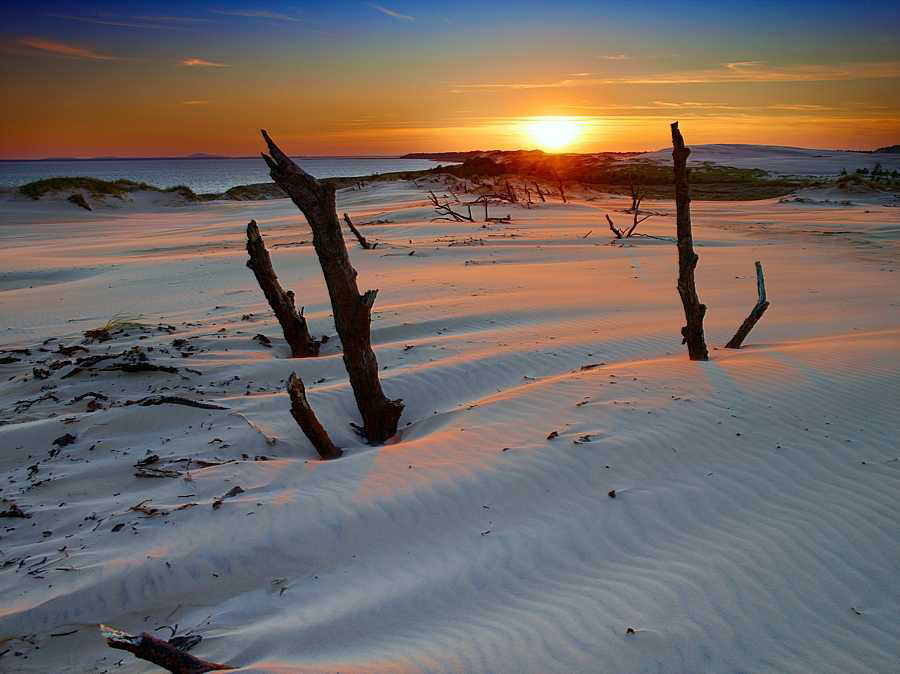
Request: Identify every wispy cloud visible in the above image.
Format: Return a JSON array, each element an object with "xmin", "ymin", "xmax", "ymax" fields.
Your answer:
[
  {"xmin": 600, "ymin": 54, "xmax": 629, "ymax": 60},
  {"xmin": 367, "ymin": 3, "xmax": 415, "ymax": 21},
  {"xmin": 458, "ymin": 60, "xmax": 900, "ymax": 90},
  {"xmin": 135, "ymin": 15, "xmax": 211, "ymax": 24},
  {"xmin": 181, "ymin": 58, "xmax": 228, "ymax": 67},
  {"xmin": 19, "ymin": 37, "xmax": 122, "ymax": 61},
  {"xmin": 211, "ymin": 9, "xmax": 300, "ymax": 22},
  {"xmin": 45, "ymin": 13, "xmax": 176, "ymax": 30},
  {"xmin": 768, "ymin": 103, "xmax": 836, "ymax": 111},
  {"xmin": 182, "ymin": 100, "xmax": 209, "ymax": 105}
]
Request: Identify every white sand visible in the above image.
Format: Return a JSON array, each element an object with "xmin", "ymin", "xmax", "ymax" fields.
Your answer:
[
  {"xmin": 1, "ymin": 179, "xmax": 898, "ymax": 673},
  {"xmin": 630, "ymin": 144, "xmax": 900, "ymax": 177}
]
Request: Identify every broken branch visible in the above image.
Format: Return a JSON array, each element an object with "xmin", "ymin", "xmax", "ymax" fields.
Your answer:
[
  {"xmin": 725, "ymin": 261, "xmax": 770, "ymax": 348},
  {"xmin": 246, "ymin": 220, "xmax": 321, "ymax": 357},
  {"xmin": 287, "ymin": 373, "xmax": 342, "ymax": 460}
]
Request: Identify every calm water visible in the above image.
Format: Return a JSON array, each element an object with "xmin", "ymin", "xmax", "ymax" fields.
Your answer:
[{"xmin": 0, "ymin": 157, "xmax": 452, "ymax": 194}]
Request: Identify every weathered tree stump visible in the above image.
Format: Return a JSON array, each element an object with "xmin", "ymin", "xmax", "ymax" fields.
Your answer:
[
  {"xmin": 671, "ymin": 122, "xmax": 709, "ymax": 360},
  {"xmin": 245, "ymin": 220, "xmax": 321, "ymax": 357},
  {"xmin": 260, "ymin": 130, "xmax": 403, "ymax": 443},
  {"xmin": 725, "ymin": 261, "xmax": 770, "ymax": 348},
  {"xmin": 287, "ymin": 373, "xmax": 342, "ymax": 459}
]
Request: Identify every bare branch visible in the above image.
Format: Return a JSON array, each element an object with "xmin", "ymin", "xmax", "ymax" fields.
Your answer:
[{"xmin": 725, "ymin": 261, "xmax": 770, "ymax": 348}]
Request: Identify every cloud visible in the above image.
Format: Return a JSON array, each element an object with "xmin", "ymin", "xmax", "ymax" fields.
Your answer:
[
  {"xmin": 600, "ymin": 54, "xmax": 629, "ymax": 60},
  {"xmin": 457, "ymin": 60, "xmax": 900, "ymax": 90},
  {"xmin": 767, "ymin": 104, "xmax": 835, "ymax": 111},
  {"xmin": 211, "ymin": 9, "xmax": 300, "ymax": 22},
  {"xmin": 45, "ymin": 13, "xmax": 176, "ymax": 29},
  {"xmin": 135, "ymin": 15, "xmax": 211, "ymax": 23},
  {"xmin": 367, "ymin": 3, "xmax": 415, "ymax": 21},
  {"xmin": 18, "ymin": 37, "xmax": 121, "ymax": 61},
  {"xmin": 182, "ymin": 100, "xmax": 209, "ymax": 105},
  {"xmin": 181, "ymin": 58, "xmax": 228, "ymax": 67}
]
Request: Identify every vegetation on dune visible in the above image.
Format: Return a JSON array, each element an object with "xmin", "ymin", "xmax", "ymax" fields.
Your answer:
[
  {"xmin": 18, "ymin": 177, "xmax": 199, "ymax": 201},
  {"xmin": 410, "ymin": 152, "xmax": 809, "ymax": 200}
]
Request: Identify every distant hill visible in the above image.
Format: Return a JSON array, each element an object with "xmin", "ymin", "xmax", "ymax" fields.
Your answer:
[{"xmin": 874, "ymin": 145, "xmax": 900, "ymax": 154}]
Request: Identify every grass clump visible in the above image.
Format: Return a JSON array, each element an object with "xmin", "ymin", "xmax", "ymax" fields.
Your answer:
[
  {"xmin": 18, "ymin": 177, "xmax": 198, "ymax": 201},
  {"xmin": 83, "ymin": 314, "xmax": 146, "ymax": 342}
]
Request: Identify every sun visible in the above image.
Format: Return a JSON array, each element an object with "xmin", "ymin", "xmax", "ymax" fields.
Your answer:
[{"xmin": 522, "ymin": 117, "xmax": 584, "ymax": 152}]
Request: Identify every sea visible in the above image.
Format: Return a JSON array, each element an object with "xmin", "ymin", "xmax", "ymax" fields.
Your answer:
[{"xmin": 0, "ymin": 157, "xmax": 452, "ymax": 195}]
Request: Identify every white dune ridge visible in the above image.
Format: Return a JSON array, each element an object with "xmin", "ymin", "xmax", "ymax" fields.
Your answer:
[{"xmin": 0, "ymin": 178, "xmax": 898, "ymax": 672}]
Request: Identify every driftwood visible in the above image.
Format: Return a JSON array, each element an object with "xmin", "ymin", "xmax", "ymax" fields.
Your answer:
[
  {"xmin": 607, "ymin": 208, "xmax": 652, "ymax": 239},
  {"xmin": 287, "ymin": 373, "xmax": 342, "ymax": 460},
  {"xmin": 246, "ymin": 220, "xmax": 321, "ymax": 358},
  {"xmin": 100, "ymin": 624, "xmax": 229, "ymax": 674},
  {"xmin": 125, "ymin": 396, "xmax": 228, "ymax": 410},
  {"xmin": 725, "ymin": 261, "xmax": 770, "ymax": 348},
  {"xmin": 671, "ymin": 122, "xmax": 709, "ymax": 360},
  {"xmin": 343, "ymin": 213, "xmax": 376, "ymax": 249},
  {"xmin": 429, "ymin": 191, "xmax": 474, "ymax": 222},
  {"xmin": 261, "ymin": 130, "xmax": 403, "ymax": 443}
]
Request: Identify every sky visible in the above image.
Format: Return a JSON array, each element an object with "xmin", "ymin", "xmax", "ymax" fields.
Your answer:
[{"xmin": 1, "ymin": 0, "xmax": 899, "ymax": 158}]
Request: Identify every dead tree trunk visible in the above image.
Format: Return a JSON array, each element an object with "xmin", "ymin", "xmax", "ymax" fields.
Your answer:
[
  {"xmin": 101, "ymin": 624, "xmax": 230, "ymax": 674},
  {"xmin": 557, "ymin": 179, "xmax": 567, "ymax": 203},
  {"xmin": 245, "ymin": 220, "xmax": 321, "ymax": 357},
  {"xmin": 671, "ymin": 122, "xmax": 709, "ymax": 361},
  {"xmin": 261, "ymin": 130, "xmax": 403, "ymax": 443},
  {"xmin": 534, "ymin": 182, "xmax": 545, "ymax": 202},
  {"xmin": 287, "ymin": 373, "xmax": 342, "ymax": 459},
  {"xmin": 343, "ymin": 212, "xmax": 376, "ymax": 249},
  {"xmin": 725, "ymin": 261, "xmax": 770, "ymax": 349}
]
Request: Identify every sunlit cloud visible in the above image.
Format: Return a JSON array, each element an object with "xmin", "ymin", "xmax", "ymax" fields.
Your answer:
[
  {"xmin": 211, "ymin": 9, "xmax": 300, "ymax": 22},
  {"xmin": 458, "ymin": 60, "xmax": 900, "ymax": 90},
  {"xmin": 181, "ymin": 58, "xmax": 228, "ymax": 67},
  {"xmin": 367, "ymin": 3, "xmax": 415, "ymax": 21},
  {"xmin": 18, "ymin": 38, "xmax": 122, "ymax": 61},
  {"xmin": 182, "ymin": 100, "xmax": 209, "ymax": 105},
  {"xmin": 600, "ymin": 54, "xmax": 629, "ymax": 60}
]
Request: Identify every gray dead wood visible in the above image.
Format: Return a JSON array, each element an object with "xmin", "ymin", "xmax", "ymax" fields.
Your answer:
[
  {"xmin": 246, "ymin": 220, "xmax": 321, "ymax": 357},
  {"xmin": 725, "ymin": 261, "xmax": 770, "ymax": 348}
]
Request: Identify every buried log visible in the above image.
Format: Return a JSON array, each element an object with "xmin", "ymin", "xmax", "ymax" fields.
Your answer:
[
  {"xmin": 246, "ymin": 220, "xmax": 321, "ymax": 357},
  {"xmin": 343, "ymin": 212, "xmax": 376, "ymax": 249},
  {"xmin": 725, "ymin": 261, "xmax": 770, "ymax": 348},
  {"xmin": 261, "ymin": 129, "xmax": 403, "ymax": 443},
  {"xmin": 287, "ymin": 372, "xmax": 342, "ymax": 460},
  {"xmin": 671, "ymin": 121, "xmax": 709, "ymax": 361},
  {"xmin": 100, "ymin": 624, "xmax": 230, "ymax": 674}
]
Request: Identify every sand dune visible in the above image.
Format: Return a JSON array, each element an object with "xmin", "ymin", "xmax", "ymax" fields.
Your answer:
[
  {"xmin": 1, "ymin": 182, "xmax": 898, "ymax": 672},
  {"xmin": 632, "ymin": 144, "xmax": 900, "ymax": 177}
]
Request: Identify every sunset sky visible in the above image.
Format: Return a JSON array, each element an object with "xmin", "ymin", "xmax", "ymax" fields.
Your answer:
[{"xmin": 2, "ymin": 0, "xmax": 899, "ymax": 158}]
